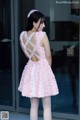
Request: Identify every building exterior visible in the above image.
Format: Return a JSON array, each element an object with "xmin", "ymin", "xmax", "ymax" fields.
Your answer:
[{"xmin": 0, "ymin": 0, "xmax": 80, "ymax": 119}]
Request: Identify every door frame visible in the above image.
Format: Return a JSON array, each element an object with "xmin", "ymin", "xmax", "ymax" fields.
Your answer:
[{"xmin": 0, "ymin": 0, "xmax": 16, "ymax": 111}]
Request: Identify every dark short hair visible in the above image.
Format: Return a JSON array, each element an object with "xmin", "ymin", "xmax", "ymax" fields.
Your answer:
[{"xmin": 26, "ymin": 11, "xmax": 45, "ymax": 31}]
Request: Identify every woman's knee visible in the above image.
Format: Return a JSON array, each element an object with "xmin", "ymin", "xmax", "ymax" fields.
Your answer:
[{"xmin": 42, "ymin": 97, "xmax": 51, "ymax": 109}]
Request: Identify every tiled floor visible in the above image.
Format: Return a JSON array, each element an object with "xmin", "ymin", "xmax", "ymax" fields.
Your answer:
[{"xmin": 9, "ymin": 112, "xmax": 68, "ymax": 120}]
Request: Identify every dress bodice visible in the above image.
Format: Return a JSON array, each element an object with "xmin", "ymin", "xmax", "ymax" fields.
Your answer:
[{"xmin": 20, "ymin": 31, "xmax": 46, "ymax": 60}]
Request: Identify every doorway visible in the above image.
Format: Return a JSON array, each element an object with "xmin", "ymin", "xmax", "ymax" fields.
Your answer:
[{"xmin": 0, "ymin": 0, "xmax": 15, "ymax": 111}]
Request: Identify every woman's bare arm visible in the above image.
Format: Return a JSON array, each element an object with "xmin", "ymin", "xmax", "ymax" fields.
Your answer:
[{"xmin": 42, "ymin": 34, "xmax": 52, "ymax": 66}]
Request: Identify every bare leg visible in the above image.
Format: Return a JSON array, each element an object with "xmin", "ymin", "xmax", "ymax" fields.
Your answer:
[
  {"xmin": 30, "ymin": 98, "xmax": 39, "ymax": 120},
  {"xmin": 42, "ymin": 96, "xmax": 52, "ymax": 120}
]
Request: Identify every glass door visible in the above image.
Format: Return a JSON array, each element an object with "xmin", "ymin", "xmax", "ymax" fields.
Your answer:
[
  {"xmin": 50, "ymin": 0, "xmax": 79, "ymax": 119},
  {"xmin": 0, "ymin": 0, "xmax": 15, "ymax": 110},
  {"xmin": 17, "ymin": 0, "xmax": 80, "ymax": 120}
]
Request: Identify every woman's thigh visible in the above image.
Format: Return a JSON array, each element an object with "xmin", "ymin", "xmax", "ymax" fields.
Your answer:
[{"xmin": 30, "ymin": 98, "xmax": 39, "ymax": 108}]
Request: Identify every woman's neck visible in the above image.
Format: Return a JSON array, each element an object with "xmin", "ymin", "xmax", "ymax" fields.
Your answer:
[{"xmin": 31, "ymin": 28, "xmax": 37, "ymax": 32}]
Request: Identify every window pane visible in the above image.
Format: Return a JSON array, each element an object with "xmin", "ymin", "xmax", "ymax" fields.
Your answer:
[{"xmin": 0, "ymin": 0, "xmax": 13, "ymax": 106}]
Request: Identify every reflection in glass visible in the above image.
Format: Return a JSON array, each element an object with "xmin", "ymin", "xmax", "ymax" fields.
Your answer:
[
  {"xmin": 0, "ymin": 0, "xmax": 12, "ymax": 106},
  {"xmin": 50, "ymin": 0, "xmax": 79, "ymax": 114},
  {"xmin": 51, "ymin": 42, "xmax": 79, "ymax": 114},
  {"xmin": 71, "ymin": 0, "xmax": 80, "ymax": 15}
]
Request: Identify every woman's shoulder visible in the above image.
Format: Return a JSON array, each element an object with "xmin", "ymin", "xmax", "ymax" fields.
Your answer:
[
  {"xmin": 36, "ymin": 31, "xmax": 46, "ymax": 40},
  {"xmin": 20, "ymin": 31, "xmax": 27, "ymax": 36},
  {"xmin": 36, "ymin": 31, "xmax": 46, "ymax": 35},
  {"xmin": 20, "ymin": 31, "xmax": 27, "ymax": 41}
]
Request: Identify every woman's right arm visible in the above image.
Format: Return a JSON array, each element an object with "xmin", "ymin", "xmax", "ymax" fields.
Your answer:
[{"xmin": 42, "ymin": 34, "xmax": 52, "ymax": 66}]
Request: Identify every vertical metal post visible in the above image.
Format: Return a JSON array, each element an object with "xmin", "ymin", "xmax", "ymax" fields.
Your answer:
[
  {"xmin": 14, "ymin": 0, "xmax": 20, "ymax": 111},
  {"xmin": 11, "ymin": 0, "xmax": 16, "ymax": 111}
]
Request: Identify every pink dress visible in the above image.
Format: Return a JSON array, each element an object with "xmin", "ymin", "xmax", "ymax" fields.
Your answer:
[{"xmin": 18, "ymin": 31, "xmax": 59, "ymax": 98}]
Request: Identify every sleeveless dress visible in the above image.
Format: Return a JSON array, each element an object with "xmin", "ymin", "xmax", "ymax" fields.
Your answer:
[{"xmin": 18, "ymin": 31, "xmax": 59, "ymax": 98}]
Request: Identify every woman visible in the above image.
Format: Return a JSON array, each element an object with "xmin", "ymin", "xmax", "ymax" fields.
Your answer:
[{"xmin": 18, "ymin": 9, "xmax": 59, "ymax": 120}]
